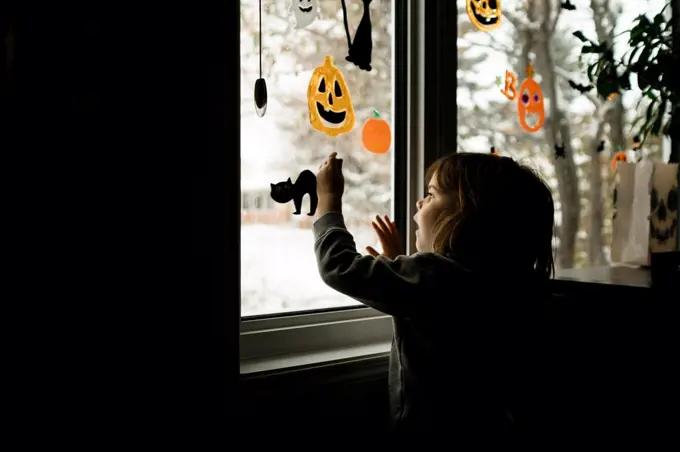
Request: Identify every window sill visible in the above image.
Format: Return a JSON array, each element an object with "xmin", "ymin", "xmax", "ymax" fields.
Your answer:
[{"xmin": 240, "ymin": 340, "xmax": 391, "ymax": 376}]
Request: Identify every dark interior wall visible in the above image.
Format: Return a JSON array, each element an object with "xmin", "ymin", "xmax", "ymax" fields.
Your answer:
[
  {"xmin": 2, "ymin": 2, "xmax": 242, "ymax": 438},
  {"xmin": 240, "ymin": 285, "xmax": 678, "ymax": 445},
  {"xmin": 240, "ymin": 358, "xmax": 390, "ymax": 439}
]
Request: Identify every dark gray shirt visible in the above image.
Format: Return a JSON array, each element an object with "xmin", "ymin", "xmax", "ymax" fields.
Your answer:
[{"xmin": 313, "ymin": 212, "xmax": 543, "ymax": 440}]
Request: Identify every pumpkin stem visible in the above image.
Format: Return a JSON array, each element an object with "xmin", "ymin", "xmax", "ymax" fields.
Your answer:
[{"xmin": 373, "ymin": 109, "xmax": 381, "ymax": 119}]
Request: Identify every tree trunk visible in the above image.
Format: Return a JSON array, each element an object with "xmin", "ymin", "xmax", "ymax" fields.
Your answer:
[
  {"xmin": 531, "ymin": 0, "xmax": 580, "ymax": 268},
  {"xmin": 585, "ymin": 0, "xmax": 623, "ymax": 266},
  {"xmin": 587, "ymin": 121, "xmax": 607, "ymax": 265}
]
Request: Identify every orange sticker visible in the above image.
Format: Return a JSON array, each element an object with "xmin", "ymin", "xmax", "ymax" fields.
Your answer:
[
  {"xmin": 501, "ymin": 70, "xmax": 517, "ymax": 100},
  {"xmin": 500, "ymin": 63, "xmax": 545, "ymax": 133},
  {"xmin": 516, "ymin": 63, "xmax": 545, "ymax": 133},
  {"xmin": 361, "ymin": 110, "xmax": 392, "ymax": 154},
  {"xmin": 612, "ymin": 151, "xmax": 627, "ymax": 171},
  {"xmin": 308, "ymin": 56, "xmax": 355, "ymax": 137},
  {"xmin": 466, "ymin": 0, "xmax": 502, "ymax": 32}
]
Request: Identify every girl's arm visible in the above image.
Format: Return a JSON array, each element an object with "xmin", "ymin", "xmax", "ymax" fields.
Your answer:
[{"xmin": 313, "ymin": 212, "xmax": 466, "ymax": 317}]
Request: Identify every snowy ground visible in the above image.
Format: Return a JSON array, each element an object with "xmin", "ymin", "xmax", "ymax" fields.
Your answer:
[{"xmin": 241, "ymin": 224, "xmax": 379, "ymax": 316}]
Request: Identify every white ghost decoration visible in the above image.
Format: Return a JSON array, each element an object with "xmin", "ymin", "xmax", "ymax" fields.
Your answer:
[{"xmin": 292, "ymin": 0, "xmax": 317, "ymax": 29}]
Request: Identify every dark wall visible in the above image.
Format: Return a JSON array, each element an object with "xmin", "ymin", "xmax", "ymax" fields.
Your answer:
[
  {"xmin": 240, "ymin": 285, "xmax": 677, "ymax": 445},
  {"xmin": 240, "ymin": 359, "xmax": 390, "ymax": 440}
]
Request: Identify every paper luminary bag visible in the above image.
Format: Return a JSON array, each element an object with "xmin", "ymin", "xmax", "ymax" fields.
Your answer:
[{"xmin": 611, "ymin": 162, "xmax": 679, "ymax": 266}]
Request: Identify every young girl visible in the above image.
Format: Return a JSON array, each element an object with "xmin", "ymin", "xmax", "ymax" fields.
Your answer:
[{"xmin": 314, "ymin": 151, "xmax": 555, "ymax": 443}]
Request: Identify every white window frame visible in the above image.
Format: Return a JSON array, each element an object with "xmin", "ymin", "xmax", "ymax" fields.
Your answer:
[{"xmin": 239, "ymin": 0, "xmax": 427, "ymax": 371}]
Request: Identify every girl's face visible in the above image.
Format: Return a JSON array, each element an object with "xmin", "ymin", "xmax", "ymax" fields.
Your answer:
[{"xmin": 414, "ymin": 174, "xmax": 451, "ymax": 252}]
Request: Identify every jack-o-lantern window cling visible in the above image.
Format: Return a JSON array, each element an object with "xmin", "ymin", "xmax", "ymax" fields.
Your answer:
[
  {"xmin": 517, "ymin": 63, "xmax": 545, "ymax": 133},
  {"xmin": 307, "ymin": 56, "xmax": 355, "ymax": 137},
  {"xmin": 466, "ymin": 0, "xmax": 502, "ymax": 32}
]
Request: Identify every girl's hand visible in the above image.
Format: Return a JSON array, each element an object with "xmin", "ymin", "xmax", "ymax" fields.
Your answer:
[
  {"xmin": 316, "ymin": 152, "xmax": 344, "ymax": 216},
  {"xmin": 316, "ymin": 152, "xmax": 344, "ymax": 198},
  {"xmin": 365, "ymin": 215, "xmax": 403, "ymax": 260}
]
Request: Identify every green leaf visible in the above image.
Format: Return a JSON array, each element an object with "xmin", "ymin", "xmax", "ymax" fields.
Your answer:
[
  {"xmin": 651, "ymin": 100, "xmax": 666, "ymax": 136},
  {"xmin": 587, "ymin": 62, "xmax": 599, "ymax": 81}
]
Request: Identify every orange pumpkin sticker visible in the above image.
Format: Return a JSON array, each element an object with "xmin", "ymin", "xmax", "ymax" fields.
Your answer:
[
  {"xmin": 308, "ymin": 56, "xmax": 355, "ymax": 137},
  {"xmin": 612, "ymin": 151, "xmax": 627, "ymax": 171},
  {"xmin": 490, "ymin": 146, "xmax": 499, "ymax": 156},
  {"xmin": 516, "ymin": 63, "xmax": 545, "ymax": 133},
  {"xmin": 466, "ymin": 0, "xmax": 502, "ymax": 32},
  {"xmin": 361, "ymin": 109, "xmax": 391, "ymax": 154}
]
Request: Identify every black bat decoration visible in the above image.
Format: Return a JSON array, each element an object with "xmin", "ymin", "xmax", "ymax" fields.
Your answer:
[
  {"xmin": 555, "ymin": 143, "xmax": 566, "ymax": 159},
  {"xmin": 597, "ymin": 140, "xmax": 605, "ymax": 153},
  {"xmin": 561, "ymin": 0, "xmax": 576, "ymax": 11},
  {"xmin": 569, "ymin": 80, "xmax": 593, "ymax": 93}
]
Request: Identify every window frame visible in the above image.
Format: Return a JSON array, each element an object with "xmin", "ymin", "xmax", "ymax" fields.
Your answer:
[{"xmin": 240, "ymin": 0, "xmax": 442, "ymax": 371}]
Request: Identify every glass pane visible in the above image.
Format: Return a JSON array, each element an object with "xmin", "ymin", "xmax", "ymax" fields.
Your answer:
[
  {"xmin": 456, "ymin": 0, "xmax": 671, "ymax": 270},
  {"xmin": 240, "ymin": 0, "xmax": 396, "ymax": 316}
]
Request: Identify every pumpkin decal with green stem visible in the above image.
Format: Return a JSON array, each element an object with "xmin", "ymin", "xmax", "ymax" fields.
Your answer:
[{"xmin": 361, "ymin": 109, "xmax": 391, "ymax": 154}]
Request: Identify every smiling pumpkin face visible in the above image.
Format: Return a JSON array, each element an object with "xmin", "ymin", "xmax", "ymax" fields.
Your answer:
[
  {"xmin": 466, "ymin": 0, "xmax": 502, "ymax": 32},
  {"xmin": 308, "ymin": 56, "xmax": 355, "ymax": 137},
  {"xmin": 517, "ymin": 77, "xmax": 545, "ymax": 133}
]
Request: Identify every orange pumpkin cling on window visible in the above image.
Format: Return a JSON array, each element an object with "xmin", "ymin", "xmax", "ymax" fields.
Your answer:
[
  {"xmin": 361, "ymin": 109, "xmax": 392, "ymax": 154},
  {"xmin": 517, "ymin": 63, "xmax": 545, "ymax": 133},
  {"xmin": 307, "ymin": 56, "xmax": 356, "ymax": 137},
  {"xmin": 466, "ymin": 0, "xmax": 502, "ymax": 32},
  {"xmin": 612, "ymin": 151, "xmax": 628, "ymax": 171}
]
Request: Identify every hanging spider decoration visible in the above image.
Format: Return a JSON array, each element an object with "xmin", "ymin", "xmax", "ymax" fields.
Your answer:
[{"xmin": 254, "ymin": 0, "xmax": 268, "ymax": 117}]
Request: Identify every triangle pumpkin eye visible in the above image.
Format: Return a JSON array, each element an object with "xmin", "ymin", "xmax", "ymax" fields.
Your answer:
[
  {"xmin": 334, "ymin": 80, "xmax": 342, "ymax": 97},
  {"xmin": 318, "ymin": 78, "xmax": 326, "ymax": 93}
]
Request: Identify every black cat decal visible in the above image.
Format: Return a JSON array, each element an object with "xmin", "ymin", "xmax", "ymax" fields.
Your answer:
[
  {"xmin": 341, "ymin": 0, "xmax": 373, "ymax": 71},
  {"xmin": 269, "ymin": 169, "xmax": 318, "ymax": 216}
]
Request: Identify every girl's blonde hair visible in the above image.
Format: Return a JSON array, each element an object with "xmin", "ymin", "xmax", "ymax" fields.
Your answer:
[{"xmin": 426, "ymin": 152, "xmax": 555, "ymax": 279}]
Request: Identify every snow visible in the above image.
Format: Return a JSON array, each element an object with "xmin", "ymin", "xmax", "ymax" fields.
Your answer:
[{"xmin": 241, "ymin": 224, "xmax": 380, "ymax": 316}]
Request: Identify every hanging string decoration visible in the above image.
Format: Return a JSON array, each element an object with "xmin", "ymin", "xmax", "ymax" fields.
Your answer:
[
  {"xmin": 308, "ymin": 56, "xmax": 356, "ymax": 137},
  {"xmin": 254, "ymin": 0, "xmax": 267, "ymax": 117},
  {"xmin": 340, "ymin": 0, "xmax": 373, "ymax": 71},
  {"xmin": 466, "ymin": 0, "xmax": 502, "ymax": 32}
]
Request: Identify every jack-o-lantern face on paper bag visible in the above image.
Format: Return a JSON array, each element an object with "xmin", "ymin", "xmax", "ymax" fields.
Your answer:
[
  {"xmin": 517, "ymin": 76, "xmax": 545, "ymax": 133},
  {"xmin": 307, "ymin": 56, "xmax": 355, "ymax": 137},
  {"xmin": 649, "ymin": 164, "xmax": 679, "ymax": 252},
  {"xmin": 466, "ymin": 0, "xmax": 502, "ymax": 32}
]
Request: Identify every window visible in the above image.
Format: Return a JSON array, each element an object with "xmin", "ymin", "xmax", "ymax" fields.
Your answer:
[
  {"xmin": 456, "ymin": 0, "xmax": 672, "ymax": 270},
  {"xmin": 240, "ymin": 0, "xmax": 402, "ymax": 317}
]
